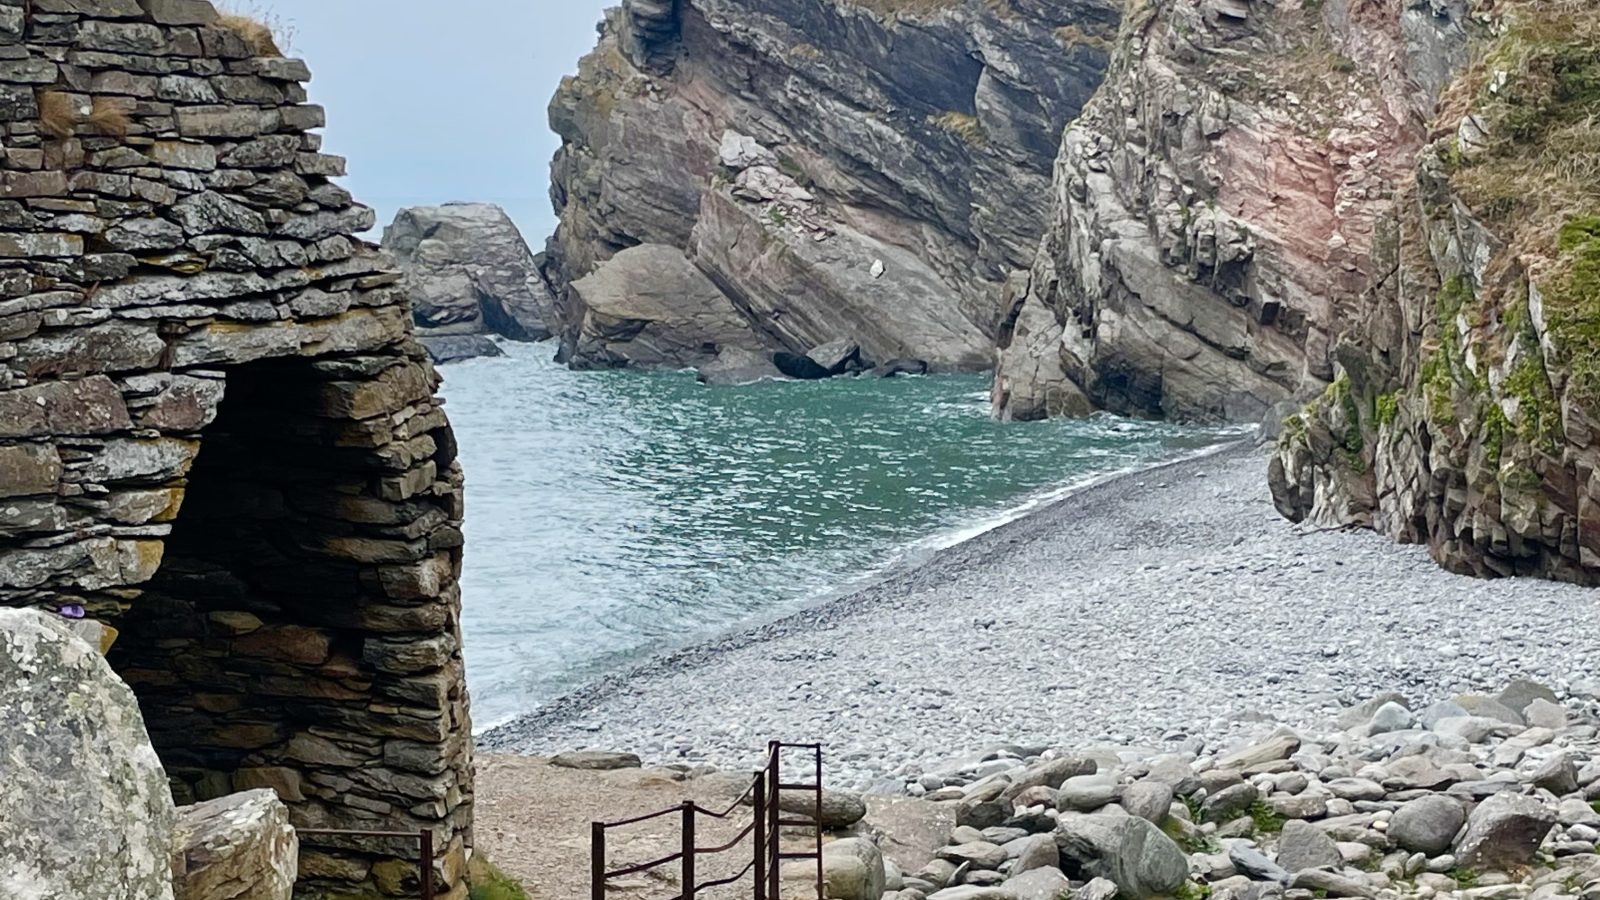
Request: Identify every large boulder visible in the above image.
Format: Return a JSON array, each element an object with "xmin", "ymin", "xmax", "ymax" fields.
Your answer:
[
  {"xmin": 823, "ymin": 838, "xmax": 886, "ymax": 900},
  {"xmin": 382, "ymin": 203, "xmax": 557, "ymax": 344},
  {"xmin": 171, "ymin": 790, "xmax": 297, "ymax": 900},
  {"xmin": 418, "ymin": 334, "xmax": 505, "ymax": 365},
  {"xmin": 0, "ymin": 608, "xmax": 177, "ymax": 900},
  {"xmin": 550, "ymin": 750, "xmax": 642, "ymax": 770},
  {"xmin": 1007, "ymin": 866, "xmax": 1072, "ymax": 900},
  {"xmin": 1054, "ymin": 814, "xmax": 1188, "ymax": 900},
  {"xmin": 1453, "ymin": 792, "xmax": 1556, "ymax": 870},
  {"xmin": 1388, "ymin": 795, "xmax": 1466, "ymax": 855},
  {"xmin": 567, "ymin": 243, "xmax": 770, "ymax": 370}
]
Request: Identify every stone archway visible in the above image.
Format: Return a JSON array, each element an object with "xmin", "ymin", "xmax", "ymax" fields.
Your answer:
[
  {"xmin": 105, "ymin": 353, "xmax": 474, "ymax": 897},
  {"xmin": 0, "ymin": 2, "xmax": 475, "ymax": 897}
]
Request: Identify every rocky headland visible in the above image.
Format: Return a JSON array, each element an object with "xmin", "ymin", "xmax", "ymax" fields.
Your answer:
[
  {"xmin": 381, "ymin": 202, "xmax": 558, "ymax": 364},
  {"xmin": 543, "ymin": 0, "xmax": 1600, "ymax": 584},
  {"xmin": 542, "ymin": 0, "xmax": 1118, "ymax": 375}
]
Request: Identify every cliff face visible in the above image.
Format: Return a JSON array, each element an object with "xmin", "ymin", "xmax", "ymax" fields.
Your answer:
[
  {"xmin": 992, "ymin": 0, "xmax": 1453, "ymax": 423},
  {"xmin": 545, "ymin": 0, "xmax": 1119, "ymax": 372},
  {"xmin": 1271, "ymin": 1, "xmax": 1600, "ymax": 584}
]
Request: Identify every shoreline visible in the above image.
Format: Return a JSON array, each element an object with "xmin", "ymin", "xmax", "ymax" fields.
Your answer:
[
  {"xmin": 470, "ymin": 434, "xmax": 1249, "ymax": 736},
  {"xmin": 481, "ymin": 442, "xmax": 1600, "ymax": 789},
  {"xmin": 478, "ymin": 437, "xmax": 1257, "ymax": 739}
]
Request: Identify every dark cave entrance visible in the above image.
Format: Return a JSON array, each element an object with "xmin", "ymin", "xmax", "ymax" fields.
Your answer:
[
  {"xmin": 103, "ymin": 351, "xmax": 474, "ymax": 897},
  {"xmin": 109, "ymin": 355, "xmax": 378, "ymax": 807}
]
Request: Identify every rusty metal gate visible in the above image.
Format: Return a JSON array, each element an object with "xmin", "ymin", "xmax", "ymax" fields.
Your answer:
[{"xmin": 591, "ymin": 741, "xmax": 825, "ymax": 900}]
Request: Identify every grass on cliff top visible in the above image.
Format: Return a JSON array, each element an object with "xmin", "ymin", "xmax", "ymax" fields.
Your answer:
[
  {"xmin": 1445, "ymin": 1, "xmax": 1600, "ymax": 244},
  {"xmin": 1438, "ymin": 0, "xmax": 1600, "ymax": 399}
]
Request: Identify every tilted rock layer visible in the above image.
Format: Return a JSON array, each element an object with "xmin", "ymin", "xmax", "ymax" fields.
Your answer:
[
  {"xmin": 994, "ymin": 0, "xmax": 1445, "ymax": 423},
  {"xmin": 1271, "ymin": 0, "xmax": 1600, "ymax": 584},
  {"xmin": 0, "ymin": 3, "xmax": 473, "ymax": 897},
  {"xmin": 545, "ymin": 0, "xmax": 1120, "ymax": 371}
]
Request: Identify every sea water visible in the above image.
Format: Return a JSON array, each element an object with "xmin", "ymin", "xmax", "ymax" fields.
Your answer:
[{"xmin": 440, "ymin": 341, "xmax": 1242, "ymax": 728}]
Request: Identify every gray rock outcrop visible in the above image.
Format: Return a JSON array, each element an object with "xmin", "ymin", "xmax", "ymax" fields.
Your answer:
[
  {"xmin": 1267, "ymin": 1, "xmax": 1600, "ymax": 584},
  {"xmin": 994, "ymin": 0, "xmax": 1430, "ymax": 423},
  {"xmin": 382, "ymin": 202, "xmax": 557, "ymax": 350},
  {"xmin": 171, "ymin": 789, "xmax": 297, "ymax": 900},
  {"xmin": 1, "ymin": 608, "xmax": 178, "ymax": 900},
  {"xmin": 1053, "ymin": 813, "xmax": 1188, "ymax": 900}
]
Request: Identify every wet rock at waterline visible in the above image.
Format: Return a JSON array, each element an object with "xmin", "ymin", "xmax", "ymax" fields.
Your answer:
[
  {"xmin": 420, "ymin": 335, "xmax": 506, "ymax": 365},
  {"xmin": 696, "ymin": 347, "xmax": 786, "ymax": 385}
]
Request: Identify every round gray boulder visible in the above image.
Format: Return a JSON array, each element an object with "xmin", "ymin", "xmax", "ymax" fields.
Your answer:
[
  {"xmin": 1389, "ymin": 795, "xmax": 1466, "ymax": 855},
  {"xmin": 823, "ymin": 838, "xmax": 886, "ymax": 900}
]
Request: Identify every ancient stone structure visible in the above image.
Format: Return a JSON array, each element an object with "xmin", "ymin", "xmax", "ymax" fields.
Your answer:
[
  {"xmin": 0, "ymin": 3, "xmax": 474, "ymax": 897},
  {"xmin": 544, "ymin": 0, "xmax": 1121, "ymax": 373}
]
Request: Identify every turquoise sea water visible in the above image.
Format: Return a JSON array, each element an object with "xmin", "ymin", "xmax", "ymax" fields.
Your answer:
[{"xmin": 440, "ymin": 342, "xmax": 1242, "ymax": 729}]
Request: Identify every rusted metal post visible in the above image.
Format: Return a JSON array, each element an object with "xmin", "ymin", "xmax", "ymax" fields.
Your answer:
[
  {"xmin": 753, "ymin": 770, "xmax": 767, "ymax": 899},
  {"xmin": 681, "ymin": 801, "xmax": 696, "ymax": 900},
  {"xmin": 419, "ymin": 828, "xmax": 434, "ymax": 900},
  {"xmin": 592, "ymin": 822, "xmax": 606, "ymax": 900},
  {"xmin": 768, "ymin": 742, "xmax": 781, "ymax": 900},
  {"xmin": 814, "ymin": 746, "xmax": 824, "ymax": 900}
]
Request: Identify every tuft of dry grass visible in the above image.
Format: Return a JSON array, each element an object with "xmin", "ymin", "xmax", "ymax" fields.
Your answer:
[
  {"xmin": 217, "ymin": 13, "xmax": 282, "ymax": 56},
  {"xmin": 86, "ymin": 97, "xmax": 132, "ymax": 138},
  {"xmin": 929, "ymin": 110, "xmax": 985, "ymax": 145},
  {"xmin": 1055, "ymin": 24, "xmax": 1112, "ymax": 51},
  {"xmin": 37, "ymin": 91, "xmax": 78, "ymax": 140},
  {"xmin": 1443, "ymin": 1, "xmax": 1600, "ymax": 259}
]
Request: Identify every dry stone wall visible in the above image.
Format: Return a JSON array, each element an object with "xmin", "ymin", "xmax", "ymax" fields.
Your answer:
[{"xmin": 0, "ymin": 2, "xmax": 473, "ymax": 898}]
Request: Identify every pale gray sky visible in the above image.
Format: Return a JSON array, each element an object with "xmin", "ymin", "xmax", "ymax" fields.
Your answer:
[{"xmin": 251, "ymin": 0, "xmax": 614, "ymax": 242}]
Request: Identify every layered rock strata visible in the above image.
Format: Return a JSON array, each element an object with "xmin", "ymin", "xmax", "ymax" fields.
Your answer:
[
  {"xmin": 1271, "ymin": 1, "xmax": 1600, "ymax": 584},
  {"xmin": 993, "ymin": 0, "xmax": 1436, "ymax": 423},
  {"xmin": 381, "ymin": 203, "xmax": 557, "ymax": 362},
  {"xmin": 0, "ymin": 3, "xmax": 473, "ymax": 897},
  {"xmin": 545, "ymin": 0, "xmax": 1120, "ymax": 372}
]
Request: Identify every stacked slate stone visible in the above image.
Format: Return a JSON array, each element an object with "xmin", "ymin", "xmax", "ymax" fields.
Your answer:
[{"xmin": 0, "ymin": 2, "xmax": 473, "ymax": 898}]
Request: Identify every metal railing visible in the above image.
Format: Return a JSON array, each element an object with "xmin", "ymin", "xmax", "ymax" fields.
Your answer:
[
  {"xmin": 592, "ymin": 741, "xmax": 824, "ymax": 900},
  {"xmin": 297, "ymin": 828, "xmax": 434, "ymax": 900}
]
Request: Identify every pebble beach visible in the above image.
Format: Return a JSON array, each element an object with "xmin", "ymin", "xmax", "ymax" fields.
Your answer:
[{"xmin": 482, "ymin": 442, "xmax": 1600, "ymax": 789}]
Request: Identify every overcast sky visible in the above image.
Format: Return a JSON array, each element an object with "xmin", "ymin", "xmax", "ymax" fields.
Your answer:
[{"xmin": 255, "ymin": 0, "xmax": 613, "ymax": 243}]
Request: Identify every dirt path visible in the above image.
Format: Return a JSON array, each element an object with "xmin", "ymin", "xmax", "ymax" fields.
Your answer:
[{"xmin": 474, "ymin": 753, "xmax": 952, "ymax": 899}]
